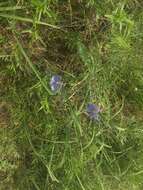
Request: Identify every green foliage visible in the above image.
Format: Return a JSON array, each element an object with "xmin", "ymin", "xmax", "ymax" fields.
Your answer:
[
  {"xmin": 0, "ymin": 129, "xmax": 20, "ymax": 190},
  {"xmin": 0, "ymin": 0, "xmax": 143, "ymax": 190}
]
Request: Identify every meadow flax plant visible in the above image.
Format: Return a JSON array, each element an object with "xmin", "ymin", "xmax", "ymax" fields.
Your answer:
[{"xmin": 0, "ymin": 0, "xmax": 143, "ymax": 190}]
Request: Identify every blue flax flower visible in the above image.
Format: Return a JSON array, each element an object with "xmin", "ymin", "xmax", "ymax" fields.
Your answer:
[
  {"xmin": 86, "ymin": 103, "xmax": 100, "ymax": 120},
  {"xmin": 50, "ymin": 75, "xmax": 62, "ymax": 93}
]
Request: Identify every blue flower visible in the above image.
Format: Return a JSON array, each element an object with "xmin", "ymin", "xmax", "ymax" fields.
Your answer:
[
  {"xmin": 86, "ymin": 103, "xmax": 100, "ymax": 120},
  {"xmin": 50, "ymin": 75, "xmax": 62, "ymax": 93}
]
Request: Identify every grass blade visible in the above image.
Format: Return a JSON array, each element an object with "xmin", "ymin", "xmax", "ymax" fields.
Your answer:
[
  {"xmin": 0, "ymin": 13, "xmax": 61, "ymax": 29},
  {"xmin": 15, "ymin": 37, "xmax": 52, "ymax": 95}
]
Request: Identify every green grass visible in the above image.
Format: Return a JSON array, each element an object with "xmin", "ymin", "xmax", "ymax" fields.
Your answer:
[{"xmin": 0, "ymin": 0, "xmax": 143, "ymax": 189}]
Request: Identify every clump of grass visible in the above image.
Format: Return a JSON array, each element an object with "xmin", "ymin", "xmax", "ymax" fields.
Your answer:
[
  {"xmin": 0, "ymin": 0, "xmax": 143, "ymax": 190},
  {"xmin": 0, "ymin": 127, "xmax": 20, "ymax": 190}
]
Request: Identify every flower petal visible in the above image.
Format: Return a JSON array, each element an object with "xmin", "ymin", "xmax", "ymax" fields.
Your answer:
[{"xmin": 50, "ymin": 75, "xmax": 62, "ymax": 92}]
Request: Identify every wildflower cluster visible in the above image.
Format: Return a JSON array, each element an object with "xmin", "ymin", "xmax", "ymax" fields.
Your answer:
[{"xmin": 50, "ymin": 75, "xmax": 101, "ymax": 121}]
